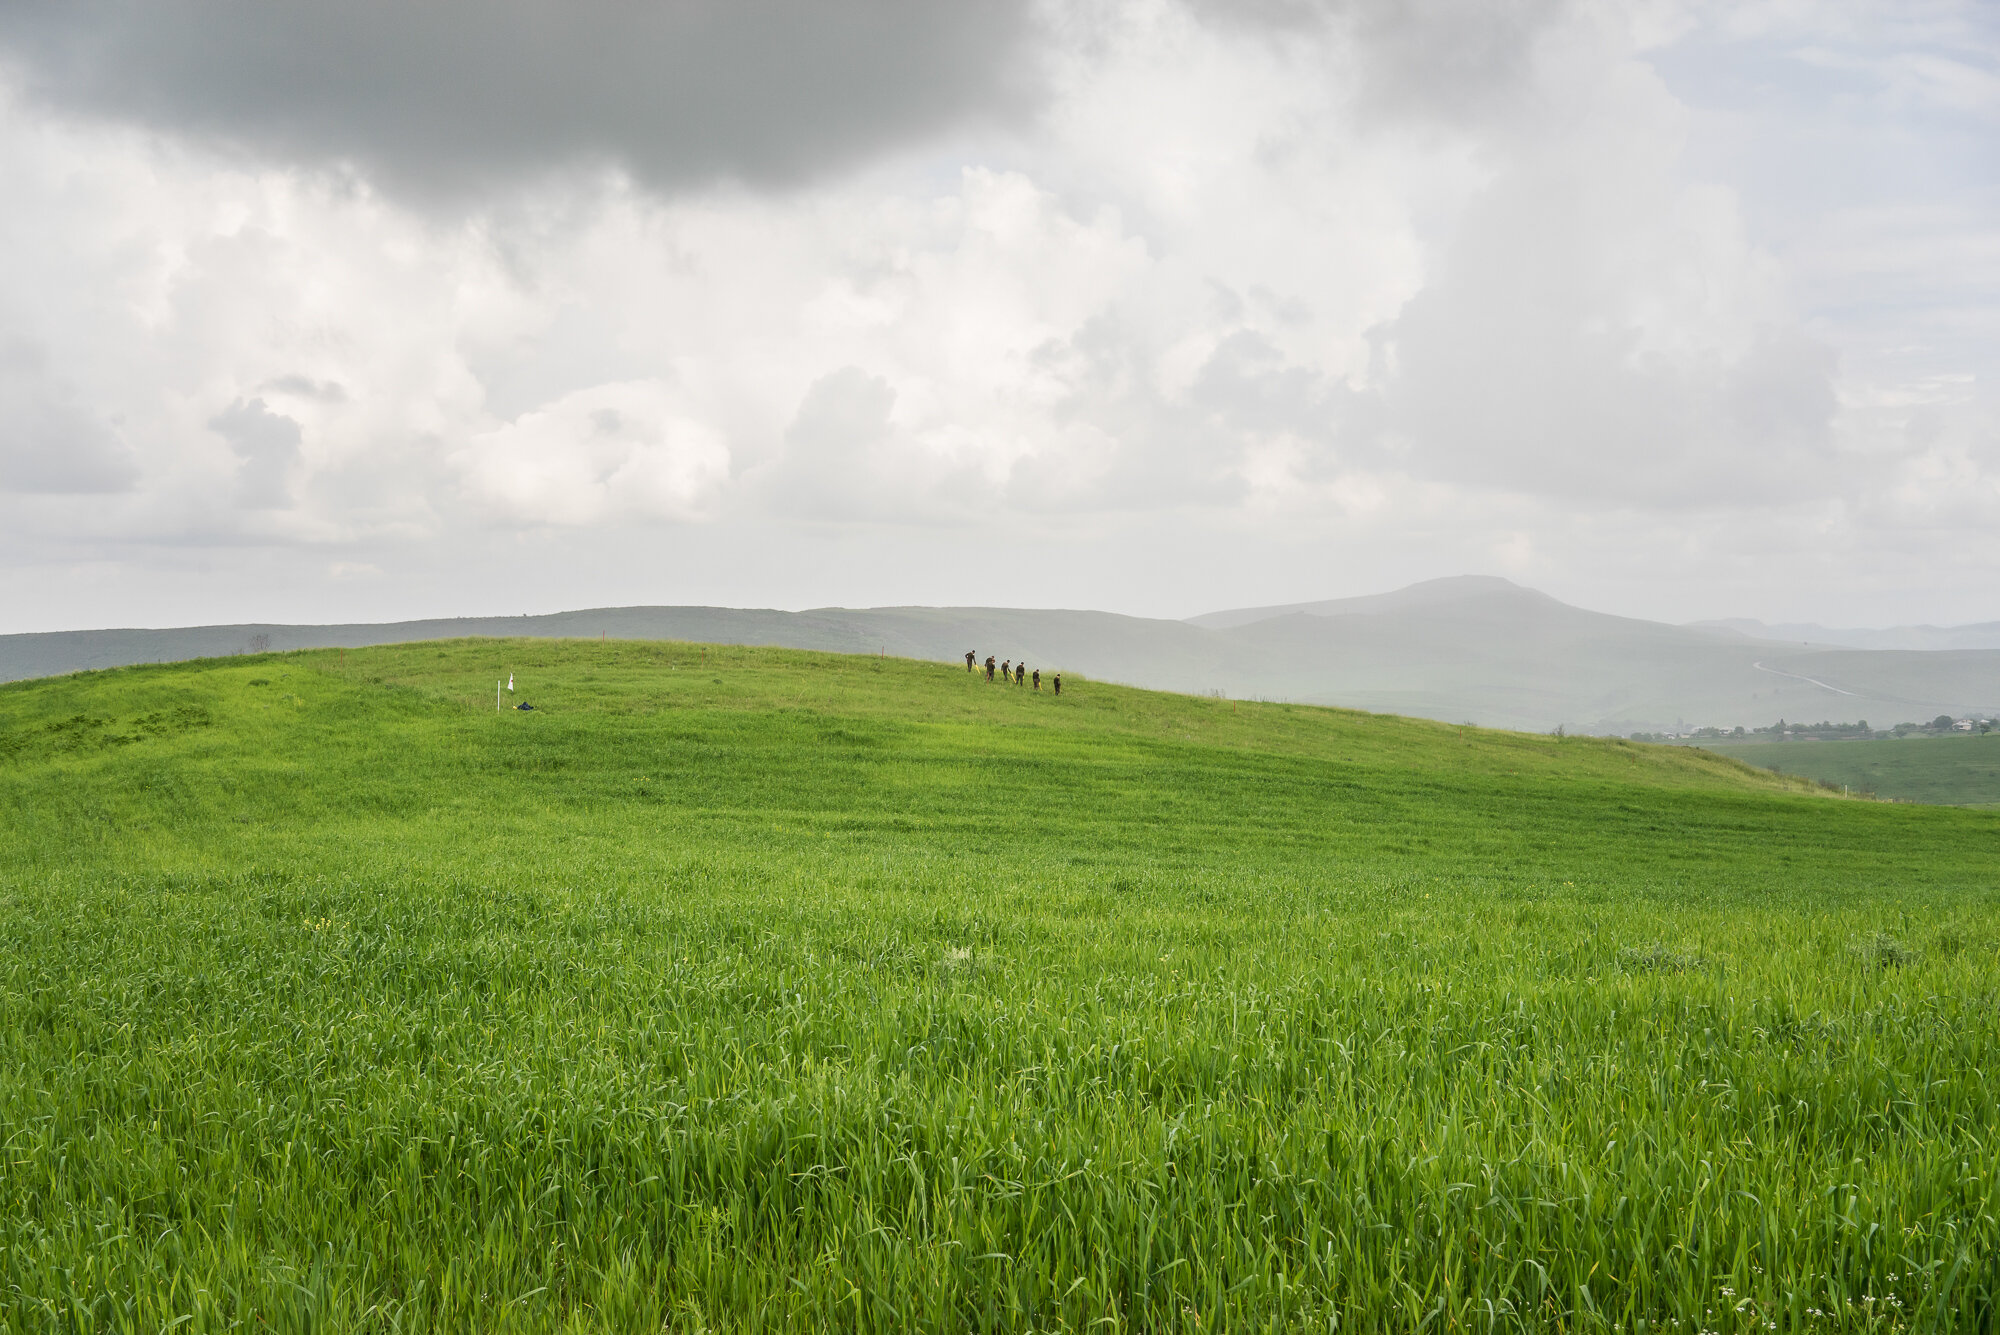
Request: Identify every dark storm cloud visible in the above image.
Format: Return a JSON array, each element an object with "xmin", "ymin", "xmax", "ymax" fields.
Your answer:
[{"xmin": 0, "ymin": 0, "xmax": 1040, "ymax": 196}]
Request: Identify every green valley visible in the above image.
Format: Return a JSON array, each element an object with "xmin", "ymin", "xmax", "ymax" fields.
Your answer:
[{"xmin": 1698, "ymin": 732, "xmax": 2000, "ymax": 807}]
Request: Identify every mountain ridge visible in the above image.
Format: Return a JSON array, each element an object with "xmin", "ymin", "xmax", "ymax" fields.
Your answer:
[{"xmin": 1688, "ymin": 616, "xmax": 2000, "ymax": 651}]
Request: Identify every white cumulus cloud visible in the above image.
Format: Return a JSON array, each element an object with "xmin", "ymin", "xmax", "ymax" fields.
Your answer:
[{"xmin": 457, "ymin": 380, "xmax": 731, "ymax": 526}]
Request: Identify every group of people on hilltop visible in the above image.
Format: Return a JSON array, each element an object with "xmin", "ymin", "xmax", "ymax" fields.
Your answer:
[{"xmin": 965, "ymin": 650, "xmax": 1059, "ymax": 695}]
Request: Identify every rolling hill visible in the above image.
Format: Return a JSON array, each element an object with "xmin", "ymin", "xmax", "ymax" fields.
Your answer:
[
  {"xmin": 6, "ymin": 576, "xmax": 1998, "ymax": 734},
  {"xmin": 1, "ymin": 638, "xmax": 1993, "ymax": 1327}
]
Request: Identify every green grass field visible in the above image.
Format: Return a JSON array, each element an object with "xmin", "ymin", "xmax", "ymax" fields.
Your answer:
[
  {"xmin": 2, "ymin": 639, "xmax": 1996, "ymax": 1332},
  {"xmin": 1698, "ymin": 733, "xmax": 2000, "ymax": 808}
]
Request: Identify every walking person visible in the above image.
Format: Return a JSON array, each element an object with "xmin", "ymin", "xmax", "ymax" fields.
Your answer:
[
  {"xmin": 1017, "ymin": 662, "xmax": 1027, "ymax": 686},
  {"xmin": 985, "ymin": 655, "xmax": 996, "ymax": 681},
  {"xmin": 1032, "ymin": 669, "xmax": 1040, "ymax": 690},
  {"xmin": 1001, "ymin": 659, "xmax": 1011, "ymax": 684},
  {"xmin": 965, "ymin": 650, "xmax": 975, "ymax": 672},
  {"xmin": 1052, "ymin": 672, "xmax": 1061, "ymax": 696}
]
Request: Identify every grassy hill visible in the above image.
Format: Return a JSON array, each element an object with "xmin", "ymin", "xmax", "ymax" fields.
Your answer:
[
  {"xmin": 1, "ymin": 640, "xmax": 1996, "ymax": 1330},
  {"xmin": 11, "ymin": 576, "xmax": 2000, "ymax": 735},
  {"xmin": 1700, "ymin": 732, "xmax": 2000, "ymax": 807}
]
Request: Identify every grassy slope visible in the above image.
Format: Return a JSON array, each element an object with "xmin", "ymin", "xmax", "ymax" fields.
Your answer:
[
  {"xmin": 1699, "ymin": 732, "xmax": 2000, "ymax": 807},
  {"xmin": 1, "ymin": 640, "xmax": 1997, "ymax": 1332}
]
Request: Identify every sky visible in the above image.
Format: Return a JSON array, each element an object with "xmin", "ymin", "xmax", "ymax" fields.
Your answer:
[{"xmin": 1, "ymin": 0, "xmax": 1996, "ymax": 633}]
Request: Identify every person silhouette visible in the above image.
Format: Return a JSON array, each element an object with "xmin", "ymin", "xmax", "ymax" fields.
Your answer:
[
  {"xmin": 1017, "ymin": 662, "xmax": 1027, "ymax": 686},
  {"xmin": 965, "ymin": 650, "xmax": 976, "ymax": 672},
  {"xmin": 1052, "ymin": 673, "xmax": 1062, "ymax": 696},
  {"xmin": 1001, "ymin": 660, "xmax": 1011, "ymax": 684},
  {"xmin": 1032, "ymin": 669, "xmax": 1040, "ymax": 690},
  {"xmin": 985, "ymin": 656, "xmax": 996, "ymax": 681}
]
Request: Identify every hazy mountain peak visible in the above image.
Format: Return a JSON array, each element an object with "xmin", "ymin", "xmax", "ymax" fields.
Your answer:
[{"xmin": 1186, "ymin": 574, "xmax": 1551, "ymax": 631}]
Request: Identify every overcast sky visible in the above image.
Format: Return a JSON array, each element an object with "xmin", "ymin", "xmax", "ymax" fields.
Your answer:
[{"xmin": 1, "ymin": 0, "xmax": 1996, "ymax": 633}]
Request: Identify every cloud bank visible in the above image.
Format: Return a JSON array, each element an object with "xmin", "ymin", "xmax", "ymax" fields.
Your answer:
[{"xmin": 0, "ymin": 0, "xmax": 1995, "ymax": 631}]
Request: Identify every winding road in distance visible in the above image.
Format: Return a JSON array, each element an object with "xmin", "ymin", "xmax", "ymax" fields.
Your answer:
[{"xmin": 1752, "ymin": 660, "xmax": 1857, "ymax": 697}]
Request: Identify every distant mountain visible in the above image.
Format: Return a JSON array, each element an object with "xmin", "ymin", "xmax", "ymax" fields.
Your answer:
[
  {"xmin": 1186, "ymin": 574, "xmax": 1558, "ymax": 630},
  {"xmin": 1181, "ymin": 576, "xmax": 2000, "ymax": 731},
  {"xmin": 1688, "ymin": 617, "xmax": 2000, "ymax": 652},
  {"xmin": 7, "ymin": 579, "xmax": 2000, "ymax": 735}
]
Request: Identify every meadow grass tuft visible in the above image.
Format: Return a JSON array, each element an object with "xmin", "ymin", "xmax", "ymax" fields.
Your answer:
[
  {"xmin": 1849, "ymin": 931, "xmax": 1923, "ymax": 971},
  {"xmin": 0, "ymin": 638, "xmax": 1996, "ymax": 1331},
  {"xmin": 1614, "ymin": 941, "xmax": 1706, "ymax": 974}
]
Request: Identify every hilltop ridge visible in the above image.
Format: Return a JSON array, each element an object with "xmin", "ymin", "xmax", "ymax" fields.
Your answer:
[
  {"xmin": 0, "ymin": 636, "xmax": 1812, "ymax": 801},
  {"xmin": 6, "ymin": 579, "xmax": 1999, "ymax": 735}
]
